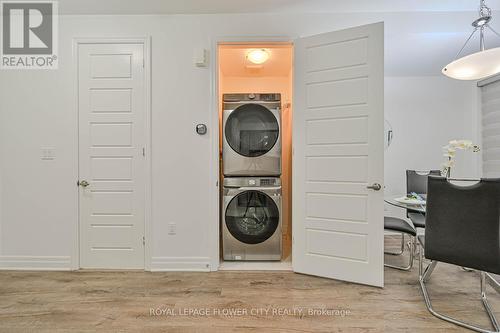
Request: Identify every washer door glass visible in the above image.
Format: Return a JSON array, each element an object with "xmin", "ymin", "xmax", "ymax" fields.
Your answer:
[
  {"xmin": 225, "ymin": 104, "xmax": 279, "ymax": 157},
  {"xmin": 225, "ymin": 190, "xmax": 279, "ymax": 244}
]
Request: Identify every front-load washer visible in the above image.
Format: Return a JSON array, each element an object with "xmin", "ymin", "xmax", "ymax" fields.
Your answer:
[
  {"xmin": 223, "ymin": 177, "xmax": 282, "ymax": 261},
  {"xmin": 223, "ymin": 93, "xmax": 281, "ymax": 176}
]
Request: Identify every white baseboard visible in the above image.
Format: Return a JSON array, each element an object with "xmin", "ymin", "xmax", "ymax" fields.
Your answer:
[
  {"xmin": 0, "ymin": 256, "xmax": 72, "ymax": 271},
  {"xmin": 150, "ymin": 256, "xmax": 211, "ymax": 272},
  {"xmin": 0, "ymin": 256, "xmax": 213, "ymax": 272}
]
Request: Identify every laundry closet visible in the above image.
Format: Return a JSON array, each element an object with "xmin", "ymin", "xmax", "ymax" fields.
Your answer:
[
  {"xmin": 218, "ymin": 43, "xmax": 293, "ymax": 269},
  {"xmin": 210, "ymin": 23, "xmax": 384, "ymax": 286}
]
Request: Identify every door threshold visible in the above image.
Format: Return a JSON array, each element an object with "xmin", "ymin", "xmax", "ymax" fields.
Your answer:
[
  {"xmin": 219, "ymin": 259, "xmax": 292, "ymax": 271},
  {"xmin": 77, "ymin": 268, "xmax": 145, "ymax": 272}
]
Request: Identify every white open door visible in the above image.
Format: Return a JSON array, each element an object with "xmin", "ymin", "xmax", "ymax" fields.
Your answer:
[{"xmin": 292, "ymin": 23, "xmax": 384, "ymax": 287}]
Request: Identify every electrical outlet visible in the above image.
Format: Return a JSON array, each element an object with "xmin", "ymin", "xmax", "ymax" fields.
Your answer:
[
  {"xmin": 168, "ymin": 223, "xmax": 176, "ymax": 235},
  {"xmin": 41, "ymin": 147, "xmax": 55, "ymax": 160}
]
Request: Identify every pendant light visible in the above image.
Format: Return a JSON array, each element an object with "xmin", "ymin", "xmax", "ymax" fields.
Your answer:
[{"xmin": 442, "ymin": 0, "xmax": 500, "ymax": 80}]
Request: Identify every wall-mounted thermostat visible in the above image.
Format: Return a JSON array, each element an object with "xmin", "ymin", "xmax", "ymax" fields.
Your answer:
[{"xmin": 196, "ymin": 124, "xmax": 207, "ymax": 135}]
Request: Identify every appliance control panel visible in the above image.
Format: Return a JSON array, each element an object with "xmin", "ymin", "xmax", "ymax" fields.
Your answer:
[
  {"xmin": 223, "ymin": 93, "xmax": 281, "ymax": 102},
  {"xmin": 223, "ymin": 177, "xmax": 281, "ymax": 188},
  {"xmin": 260, "ymin": 178, "xmax": 277, "ymax": 186}
]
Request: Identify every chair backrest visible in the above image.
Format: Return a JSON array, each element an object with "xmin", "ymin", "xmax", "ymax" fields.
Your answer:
[
  {"xmin": 425, "ymin": 176, "xmax": 500, "ymax": 274},
  {"xmin": 406, "ymin": 170, "xmax": 441, "ymax": 195}
]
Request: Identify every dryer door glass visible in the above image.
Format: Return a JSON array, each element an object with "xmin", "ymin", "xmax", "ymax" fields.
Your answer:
[
  {"xmin": 225, "ymin": 104, "xmax": 279, "ymax": 157},
  {"xmin": 225, "ymin": 190, "xmax": 279, "ymax": 244}
]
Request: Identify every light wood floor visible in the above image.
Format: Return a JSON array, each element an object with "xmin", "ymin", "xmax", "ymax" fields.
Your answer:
[{"xmin": 0, "ymin": 250, "xmax": 499, "ymax": 332}]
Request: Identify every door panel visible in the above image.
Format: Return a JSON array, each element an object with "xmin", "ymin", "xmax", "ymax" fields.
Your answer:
[
  {"xmin": 307, "ymin": 117, "xmax": 368, "ymax": 144},
  {"xmin": 306, "ymin": 230, "xmax": 367, "ymax": 261},
  {"xmin": 306, "ymin": 156, "xmax": 368, "ymax": 182},
  {"xmin": 307, "ymin": 78, "xmax": 368, "ymax": 107},
  {"xmin": 306, "ymin": 193, "xmax": 368, "ymax": 221},
  {"xmin": 78, "ymin": 43, "xmax": 145, "ymax": 269},
  {"xmin": 90, "ymin": 89, "xmax": 132, "ymax": 112},
  {"xmin": 293, "ymin": 23, "xmax": 384, "ymax": 287},
  {"xmin": 90, "ymin": 54, "xmax": 133, "ymax": 78},
  {"xmin": 91, "ymin": 157, "xmax": 133, "ymax": 180},
  {"xmin": 306, "ymin": 37, "xmax": 368, "ymax": 71}
]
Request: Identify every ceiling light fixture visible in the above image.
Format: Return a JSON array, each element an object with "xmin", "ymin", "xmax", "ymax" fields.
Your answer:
[
  {"xmin": 443, "ymin": 0, "xmax": 500, "ymax": 80},
  {"xmin": 247, "ymin": 49, "xmax": 269, "ymax": 64}
]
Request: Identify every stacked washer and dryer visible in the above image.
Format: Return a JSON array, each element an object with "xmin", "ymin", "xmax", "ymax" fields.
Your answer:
[{"xmin": 222, "ymin": 93, "xmax": 283, "ymax": 261}]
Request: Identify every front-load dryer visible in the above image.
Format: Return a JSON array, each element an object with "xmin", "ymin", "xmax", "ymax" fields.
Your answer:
[
  {"xmin": 223, "ymin": 177, "xmax": 282, "ymax": 261},
  {"xmin": 223, "ymin": 93, "xmax": 281, "ymax": 176}
]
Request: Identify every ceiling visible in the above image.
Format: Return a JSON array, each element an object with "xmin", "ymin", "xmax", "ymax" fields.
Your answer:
[
  {"xmin": 59, "ymin": 0, "xmax": 500, "ymax": 15},
  {"xmin": 56, "ymin": 0, "xmax": 500, "ymax": 76},
  {"xmin": 219, "ymin": 45, "xmax": 293, "ymax": 77}
]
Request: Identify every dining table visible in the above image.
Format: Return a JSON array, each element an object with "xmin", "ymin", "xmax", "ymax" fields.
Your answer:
[{"xmin": 384, "ymin": 194, "xmax": 426, "ymax": 213}]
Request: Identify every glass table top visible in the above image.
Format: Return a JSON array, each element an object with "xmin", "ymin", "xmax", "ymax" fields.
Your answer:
[{"xmin": 384, "ymin": 194, "xmax": 426, "ymax": 213}]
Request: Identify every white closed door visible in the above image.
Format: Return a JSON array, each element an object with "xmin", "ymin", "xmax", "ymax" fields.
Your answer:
[
  {"xmin": 78, "ymin": 43, "xmax": 146, "ymax": 269},
  {"xmin": 292, "ymin": 23, "xmax": 384, "ymax": 287}
]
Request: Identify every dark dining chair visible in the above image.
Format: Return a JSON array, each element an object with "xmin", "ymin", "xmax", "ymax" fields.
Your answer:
[
  {"xmin": 384, "ymin": 216, "xmax": 416, "ymax": 271},
  {"xmin": 406, "ymin": 170, "xmax": 441, "ymax": 229},
  {"xmin": 418, "ymin": 176, "xmax": 500, "ymax": 333}
]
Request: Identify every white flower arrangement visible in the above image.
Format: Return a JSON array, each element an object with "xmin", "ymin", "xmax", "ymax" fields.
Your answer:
[{"xmin": 442, "ymin": 139, "xmax": 480, "ymax": 177}]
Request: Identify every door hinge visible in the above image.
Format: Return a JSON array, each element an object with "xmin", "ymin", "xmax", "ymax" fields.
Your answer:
[{"xmin": 142, "ymin": 236, "xmax": 145, "ymax": 246}]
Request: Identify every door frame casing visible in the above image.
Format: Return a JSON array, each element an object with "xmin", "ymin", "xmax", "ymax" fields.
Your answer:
[
  {"xmin": 72, "ymin": 37, "xmax": 152, "ymax": 270},
  {"xmin": 209, "ymin": 35, "xmax": 296, "ymax": 271}
]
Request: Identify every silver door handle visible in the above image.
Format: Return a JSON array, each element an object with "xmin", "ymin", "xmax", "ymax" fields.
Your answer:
[
  {"xmin": 78, "ymin": 180, "xmax": 90, "ymax": 188},
  {"xmin": 366, "ymin": 183, "xmax": 381, "ymax": 191}
]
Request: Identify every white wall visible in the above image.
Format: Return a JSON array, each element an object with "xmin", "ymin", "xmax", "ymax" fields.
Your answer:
[
  {"xmin": 384, "ymin": 76, "xmax": 480, "ymax": 195},
  {"xmin": 0, "ymin": 13, "xmax": 482, "ymax": 270},
  {"xmin": 384, "ymin": 76, "xmax": 480, "ymax": 217}
]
